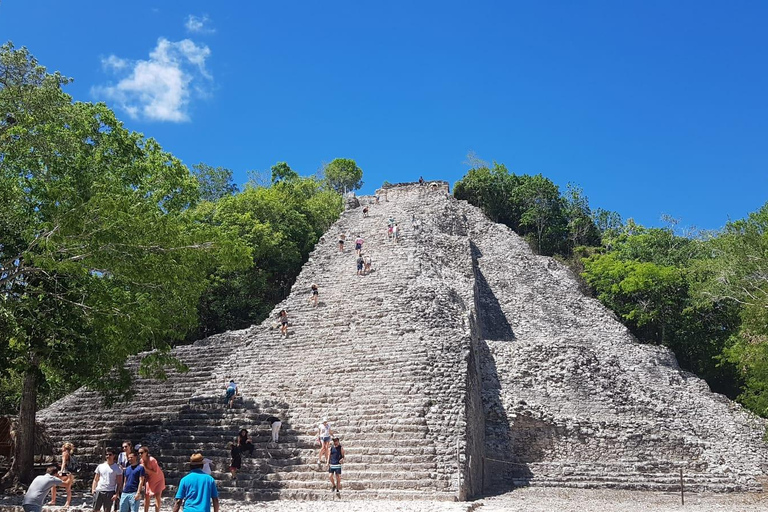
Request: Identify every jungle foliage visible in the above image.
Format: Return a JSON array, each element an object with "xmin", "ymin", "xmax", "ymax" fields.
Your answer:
[{"xmin": 0, "ymin": 43, "xmax": 345, "ymax": 483}]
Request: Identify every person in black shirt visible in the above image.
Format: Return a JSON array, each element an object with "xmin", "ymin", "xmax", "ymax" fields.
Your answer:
[
  {"xmin": 266, "ymin": 416, "xmax": 282, "ymax": 444},
  {"xmin": 328, "ymin": 437, "xmax": 345, "ymax": 495}
]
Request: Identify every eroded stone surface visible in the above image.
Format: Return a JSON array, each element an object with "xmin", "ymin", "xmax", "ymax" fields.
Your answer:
[{"xmin": 36, "ymin": 183, "xmax": 767, "ymax": 501}]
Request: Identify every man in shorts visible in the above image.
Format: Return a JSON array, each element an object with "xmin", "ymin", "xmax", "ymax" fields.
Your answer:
[
  {"xmin": 92, "ymin": 448, "xmax": 122, "ymax": 511},
  {"xmin": 328, "ymin": 437, "xmax": 345, "ymax": 495}
]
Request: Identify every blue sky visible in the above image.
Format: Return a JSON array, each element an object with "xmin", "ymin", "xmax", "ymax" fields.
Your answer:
[{"xmin": 1, "ymin": 1, "xmax": 766, "ymax": 230}]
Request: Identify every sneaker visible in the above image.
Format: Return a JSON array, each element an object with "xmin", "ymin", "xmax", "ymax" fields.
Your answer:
[{"xmin": 331, "ymin": 485, "xmax": 336, "ymax": 492}]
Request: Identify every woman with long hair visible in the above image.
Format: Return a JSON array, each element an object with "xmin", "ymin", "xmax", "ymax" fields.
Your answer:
[
  {"xmin": 139, "ymin": 446, "xmax": 165, "ymax": 512},
  {"xmin": 49, "ymin": 442, "xmax": 75, "ymax": 506}
]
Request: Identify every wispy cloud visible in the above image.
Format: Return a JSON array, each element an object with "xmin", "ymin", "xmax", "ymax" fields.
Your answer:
[
  {"xmin": 185, "ymin": 14, "xmax": 215, "ymax": 34},
  {"xmin": 93, "ymin": 38, "xmax": 212, "ymax": 123}
]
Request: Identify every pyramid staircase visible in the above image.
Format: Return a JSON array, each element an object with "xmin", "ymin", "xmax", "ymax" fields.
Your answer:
[{"xmin": 37, "ymin": 182, "xmax": 768, "ymax": 500}]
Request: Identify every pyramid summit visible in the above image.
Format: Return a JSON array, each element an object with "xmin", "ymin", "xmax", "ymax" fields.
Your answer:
[{"xmin": 38, "ymin": 181, "xmax": 768, "ymax": 500}]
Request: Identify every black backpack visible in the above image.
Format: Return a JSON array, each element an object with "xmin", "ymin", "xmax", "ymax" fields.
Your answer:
[{"xmin": 66, "ymin": 454, "xmax": 80, "ymax": 473}]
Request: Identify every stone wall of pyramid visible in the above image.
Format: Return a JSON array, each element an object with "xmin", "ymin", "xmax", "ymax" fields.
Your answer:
[{"xmin": 37, "ymin": 182, "xmax": 768, "ymax": 500}]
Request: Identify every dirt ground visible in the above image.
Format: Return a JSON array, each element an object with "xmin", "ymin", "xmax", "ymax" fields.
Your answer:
[{"xmin": 1, "ymin": 487, "xmax": 766, "ymax": 511}]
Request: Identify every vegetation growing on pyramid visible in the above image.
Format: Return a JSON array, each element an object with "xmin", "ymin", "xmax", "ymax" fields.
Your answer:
[{"xmin": 455, "ymin": 161, "xmax": 768, "ymax": 418}]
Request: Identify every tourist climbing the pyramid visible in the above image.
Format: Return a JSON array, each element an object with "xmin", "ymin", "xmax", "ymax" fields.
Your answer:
[
  {"xmin": 309, "ymin": 283, "xmax": 319, "ymax": 307},
  {"xmin": 138, "ymin": 446, "xmax": 165, "ymax": 512},
  {"xmin": 328, "ymin": 437, "xmax": 345, "ymax": 496},
  {"xmin": 224, "ymin": 380, "xmax": 238, "ymax": 409},
  {"xmin": 362, "ymin": 206, "xmax": 369, "ymax": 217},
  {"xmin": 337, "ymin": 233, "xmax": 346, "ymax": 252},
  {"xmin": 228, "ymin": 442, "xmax": 240, "ymax": 481},
  {"xmin": 356, "ymin": 253, "xmax": 365, "ymax": 276},
  {"xmin": 387, "ymin": 216, "xmax": 395, "ymax": 239},
  {"xmin": 266, "ymin": 415, "xmax": 282, "ymax": 444},
  {"xmin": 355, "ymin": 235, "xmax": 364, "ymax": 256},
  {"xmin": 393, "ymin": 223, "xmax": 400, "ymax": 243},
  {"xmin": 278, "ymin": 309, "xmax": 289, "ymax": 338},
  {"xmin": 363, "ymin": 253, "xmax": 372, "ymax": 275},
  {"xmin": 316, "ymin": 418, "xmax": 333, "ymax": 466}
]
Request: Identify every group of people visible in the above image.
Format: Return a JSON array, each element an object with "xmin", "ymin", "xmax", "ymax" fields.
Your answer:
[
  {"xmin": 314, "ymin": 418, "xmax": 345, "ymax": 495},
  {"xmin": 24, "ymin": 441, "xmax": 166, "ymax": 512},
  {"xmin": 227, "ymin": 419, "xmax": 281, "ymax": 480}
]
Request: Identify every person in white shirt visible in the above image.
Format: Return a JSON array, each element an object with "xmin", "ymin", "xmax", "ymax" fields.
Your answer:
[
  {"xmin": 316, "ymin": 418, "xmax": 333, "ymax": 465},
  {"xmin": 92, "ymin": 448, "xmax": 123, "ymax": 512}
]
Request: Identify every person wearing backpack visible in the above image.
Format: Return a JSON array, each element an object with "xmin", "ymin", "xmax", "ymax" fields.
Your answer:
[{"xmin": 49, "ymin": 442, "xmax": 76, "ymax": 507}]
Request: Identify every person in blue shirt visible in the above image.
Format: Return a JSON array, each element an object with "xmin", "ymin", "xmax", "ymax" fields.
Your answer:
[
  {"xmin": 173, "ymin": 453, "xmax": 219, "ymax": 512},
  {"xmin": 119, "ymin": 452, "xmax": 145, "ymax": 512}
]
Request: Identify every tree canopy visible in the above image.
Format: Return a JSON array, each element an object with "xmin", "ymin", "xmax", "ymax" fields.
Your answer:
[
  {"xmin": 323, "ymin": 158, "xmax": 363, "ymax": 193},
  {"xmin": 0, "ymin": 42, "xmax": 248, "ymax": 484}
]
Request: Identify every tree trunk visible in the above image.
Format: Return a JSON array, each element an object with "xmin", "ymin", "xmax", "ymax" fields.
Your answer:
[{"xmin": 2, "ymin": 367, "xmax": 38, "ymax": 486}]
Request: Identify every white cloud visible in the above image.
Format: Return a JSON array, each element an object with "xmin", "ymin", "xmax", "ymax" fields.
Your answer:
[
  {"xmin": 185, "ymin": 14, "xmax": 215, "ymax": 34},
  {"xmin": 93, "ymin": 38, "xmax": 212, "ymax": 123}
]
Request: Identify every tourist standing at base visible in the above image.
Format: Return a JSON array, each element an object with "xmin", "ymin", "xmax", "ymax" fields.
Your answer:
[
  {"xmin": 316, "ymin": 418, "xmax": 333, "ymax": 465},
  {"xmin": 50, "ymin": 442, "xmax": 76, "ymax": 507},
  {"xmin": 266, "ymin": 415, "xmax": 282, "ymax": 444},
  {"xmin": 118, "ymin": 441, "xmax": 134, "ymax": 470},
  {"xmin": 139, "ymin": 446, "xmax": 165, "ymax": 512},
  {"xmin": 22, "ymin": 466, "xmax": 70, "ymax": 512},
  {"xmin": 173, "ymin": 454, "xmax": 219, "ymax": 512},
  {"xmin": 116, "ymin": 441, "xmax": 134, "ymax": 511},
  {"xmin": 328, "ymin": 437, "xmax": 345, "ymax": 495},
  {"xmin": 120, "ymin": 452, "xmax": 145, "ymax": 512},
  {"xmin": 92, "ymin": 448, "xmax": 122, "ymax": 512}
]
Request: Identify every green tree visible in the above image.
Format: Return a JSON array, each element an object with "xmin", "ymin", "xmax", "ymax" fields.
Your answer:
[
  {"xmin": 191, "ymin": 163, "xmax": 239, "ymax": 201},
  {"xmin": 694, "ymin": 202, "xmax": 768, "ymax": 415},
  {"xmin": 563, "ymin": 183, "xmax": 601, "ymax": 250},
  {"xmin": 0, "ymin": 43, "xmax": 247, "ymax": 484},
  {"xmin": 515, "ymin": 174, "xmax": 567, "ymax": 255},
  {"xmin": 270, "ymin": 161, "xmax": 299, "ymax": 184},
  {"xmin": 192, "ymin": 174, "xmax": 342, "ymax": 337},
  {"xmin": 323, "ymin": 158, "xmax": 363, "ymax": 193}
]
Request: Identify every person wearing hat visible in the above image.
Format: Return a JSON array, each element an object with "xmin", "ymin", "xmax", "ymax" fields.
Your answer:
[{"xmin": 173, "ymin": 453, "xmax": 219, "ymax": 512}]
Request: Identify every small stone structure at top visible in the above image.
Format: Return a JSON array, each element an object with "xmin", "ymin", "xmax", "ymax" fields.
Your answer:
[{"xmin": 37, "ymin": 181, "xmax": 768, "ymax": 500}]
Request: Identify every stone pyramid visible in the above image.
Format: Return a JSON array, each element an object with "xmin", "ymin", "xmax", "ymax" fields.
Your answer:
[{"xmin": 37, "ymin": 182, "xmax": 768, "ymax": 500}]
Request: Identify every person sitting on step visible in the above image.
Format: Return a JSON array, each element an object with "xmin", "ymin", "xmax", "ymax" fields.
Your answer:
[{"xmin": 237, "ymin": 429, "xmax": 254, "ymax": 457}]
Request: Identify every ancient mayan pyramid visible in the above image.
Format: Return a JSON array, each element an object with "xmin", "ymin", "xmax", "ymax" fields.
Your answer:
[{"xmin": 38, "ymin": 182, "xmax": 768, "ymax": 500}]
